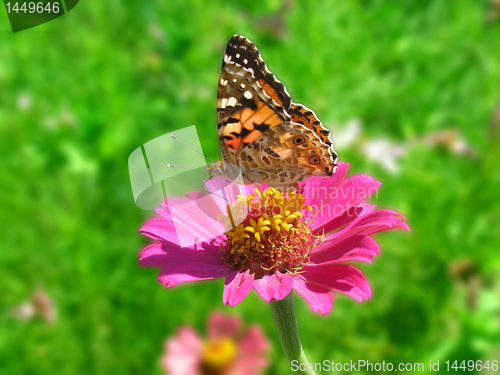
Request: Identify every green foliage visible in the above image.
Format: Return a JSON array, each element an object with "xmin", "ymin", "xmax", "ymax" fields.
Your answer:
[{"xmin": 1, "ymin": 1, "xmax": 499, "ymax": 374}]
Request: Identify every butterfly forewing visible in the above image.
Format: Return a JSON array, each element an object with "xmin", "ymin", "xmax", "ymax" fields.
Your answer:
[
  {"xmin": 215, "ymin": 35, "xmax": 338, "ymax": 189},
  {"xmin": 221, "ymin": 35, "xmax": 292, "ymax": 110},
  {"xmin": 217, "ymin": 63, "xmax": 290, "ymax": 163}
]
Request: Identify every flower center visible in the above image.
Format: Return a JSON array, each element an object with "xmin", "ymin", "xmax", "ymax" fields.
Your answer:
[
  {"xmin": 219, "ymin": 188, "xmax": 319, "ymax": 278},
  {"xmin": 201, "ymin": 337, "xmax": 237, "ymax": 371}
]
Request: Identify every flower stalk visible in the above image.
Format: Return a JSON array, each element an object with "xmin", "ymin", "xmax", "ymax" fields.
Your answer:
[{"xmin": 271, "ymin": 291, "xmax": 316, "ymax": 375}]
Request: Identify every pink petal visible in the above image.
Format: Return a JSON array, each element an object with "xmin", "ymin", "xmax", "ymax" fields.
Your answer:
[
  {"xmin": 301, "ymin": 264, "xmax": 371, "ymax": 302},
  {"xmin": 207, "ymin": 311, "xmax": 241, "ymax": 339},
  {"xmin": 144, "ymin": 182, "xmax": 249, "ymax": 248},
  {"xmin": 139, "ymin": 217, "xmax": 180, "ymax": 245},
  {"xmin": 252, "ymin": 272, "xmax": 294, "ymax": 302},
  {"xmin": 321, "ymin": 209, "xmax": 409, "ymax": 249},
  {"xmin": 300, "ymin": 163, "xmax": 349, "ymax": 205},
  {"xmin": 309, "ymin": 174, "xmax": 381, "ymax": 231},
  {"xmin": 158, "ymin": 260, "xmax": 233, "ymax": 288},
  {"xmin": 232, "ymin": 326, "xmax": 269, "ymax": 375},
  {"xmin": 161, "ymin": 327, "xmax": 202, "ymax": 375},
  {"xmin": 164, "ymin": 195, "xmax": 227, "ymax": 247},
  {"xmin": 292, "ymin": 277, "xmax": 333, "ymax": 315},
  {"xmin": 140, "ymin": 243, "xmax": 233, "ymax": 288},
  {"xmin": 309, "ymin": 235, "xmax": 380, "ymax": 264},
  {"xmin": 315, "ymin": 204, "xmax": 376, "ymax": 236},
  {"xmin": 139, "ymin": 242, "xmax": 224, "ymax": 267},
  {"xmin": 223, "ymin": 270, "xmax": 255, "ymax": 307}
]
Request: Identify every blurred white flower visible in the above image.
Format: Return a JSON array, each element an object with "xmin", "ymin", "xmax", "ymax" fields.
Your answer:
[
  {"xmin": 9, "ymin": 302, "xmax": 35, "ymax": 321},
  {"xmin": 148, "ymin": 23, "xmax": 165, "ymax": 43},
  {"xmin": 42, "ymin": 108, "xmax": 77, "ymax": 131},
  {"xmin": 9, "ymin": 290, "xmax": 56, "ymax": 323},
  {"xmin": 329, "ymin": 119, "xmax": 473, "ymax": 175},
  {"xmin": 330, "ymin": 119, "xmax": 361, "ymax": 149},
  {"xmin": 422, "ymin": 129, "xmax": 475, "ymax": 157},
  {"xmin": 60, "ymin": 108, "xmax": 76, "ymax": 127},
  {"xmin": 17, "ymin": 93, "xmax": 32, "ymax": 111},
  {"xmin": 362, "ymin": 137, "xmax": 405, "ymax": 174},
  {"xmin": 43, "ymin": 117, "xmax": 58, "ymax": 130}
]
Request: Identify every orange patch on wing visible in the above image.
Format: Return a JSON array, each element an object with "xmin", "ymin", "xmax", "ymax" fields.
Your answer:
[
  {"xmin": 222, "ymin": 110, "xmax": 243, "ymax": 136},
  {"xmin": 265, "ymin": 113, "xmax": 284, "ymax": 127},
  {"xmin": 225, "ymin": 134, "xmax": 242, "ymax": 150},
  {"xmin": 240, "ymin": 108, "xmax": 256, "ymax": 125},
  {"xmin": 242, "ymin": 129, "xmax": 263, "ymax": 143},
  {"xmin": 241, "ymin": 102, "xmax": 281, "ymax": 128},
  {"xmin": 258, "ymin": 79, "xmax": 284, "ymax": 107}
]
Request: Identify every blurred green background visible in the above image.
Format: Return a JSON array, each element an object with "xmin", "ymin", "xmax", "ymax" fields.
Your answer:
[{"xmin": 1, "ymin": 1, "xmax": 500, "ymax": 374}]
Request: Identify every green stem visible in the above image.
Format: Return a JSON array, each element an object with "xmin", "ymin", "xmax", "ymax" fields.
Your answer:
[{"xmin": 270, "ymin": 291, "xmax": 316, "ymax": 375}]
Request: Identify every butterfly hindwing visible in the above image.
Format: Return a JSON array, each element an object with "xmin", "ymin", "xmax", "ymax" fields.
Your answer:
[
  {"xmin": 238, "ymin": 122, "xmax": 336, "ymax": 186},
  {"xmin": 288, "ymin": 103, "xmax": 338, "ymax": 162}
]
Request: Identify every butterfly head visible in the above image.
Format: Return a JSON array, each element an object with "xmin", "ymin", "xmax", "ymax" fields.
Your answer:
[{"xmin": 207, "ymin": 161, "xmax": 243, "ymax": 182}]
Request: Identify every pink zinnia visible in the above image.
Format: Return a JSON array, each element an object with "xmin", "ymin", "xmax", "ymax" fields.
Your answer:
[
  {"xmin": 161, "ymin": 311, "xmax": 269, "ymax": 375},
  {"xmin": 139, "ymin": 163, "xmax": 409, "ymax": 315}
]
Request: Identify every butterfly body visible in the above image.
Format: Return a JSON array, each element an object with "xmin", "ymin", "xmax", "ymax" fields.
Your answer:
[{"xmin": 214, "ymin": 35, "xmax": 338, "ymax": 190}]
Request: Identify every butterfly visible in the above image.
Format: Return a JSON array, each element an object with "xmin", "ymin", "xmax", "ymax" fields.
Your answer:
[{"xmin": 209, "ymin": 35, "xmax": 338, "ymax": 191}]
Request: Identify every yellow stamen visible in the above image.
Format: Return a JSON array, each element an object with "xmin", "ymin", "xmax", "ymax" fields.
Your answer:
[
  {"xmin": 220, "ymin": 187, "xmax": 320, "ymax": 276},
  {"xmin": 202, "ymin": 337, "xmax": 237, "ymax": 369}
]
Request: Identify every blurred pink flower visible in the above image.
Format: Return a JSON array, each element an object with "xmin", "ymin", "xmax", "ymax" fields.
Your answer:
[
  {"xmin": 161, "ymin": 312, "xmax": 269, "ymax": 375},
  {"xmin": 140, "ymin": 163, "xmax": 409, "ymax": 314}
]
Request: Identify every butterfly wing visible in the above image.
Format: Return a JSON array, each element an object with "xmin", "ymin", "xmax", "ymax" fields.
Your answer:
[
  {"xmin": 217, "ymin": 62, "xmax": 290, "ymax": 163},
  {"xmin": 288, "ymin": 103, "xmax": 335, "ymax": 148},
  {"xmin": 221, "ymin": 34, "xmax": 292, "ymax": 110},
  {"xmin": 217, "ymin": 35, "xmax": 294, "ymax": 164},
  {"xmin": 216, "ymin": 35, "xmax": 337, "ymax": 188},
  {"xmin": 239, "ymin": 122, "xmax": 337, "ymax": 189}
]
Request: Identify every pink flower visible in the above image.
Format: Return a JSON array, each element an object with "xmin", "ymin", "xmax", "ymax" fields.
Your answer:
[
  {"xmin": 139, "ymin": 163, "xmax": 409, "ymax": 315},
  {"xmin": 161, "ymin": 311, "xmax": 269, "ymax": 375}
]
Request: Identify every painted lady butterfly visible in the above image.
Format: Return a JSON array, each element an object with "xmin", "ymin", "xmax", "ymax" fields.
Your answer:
[{"xmin": 209, "ymin": 35, "xmax": 338, "ymax": 191}]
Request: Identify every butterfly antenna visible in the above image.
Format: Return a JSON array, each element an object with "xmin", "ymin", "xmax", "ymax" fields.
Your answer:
[
  {"xmin": 167, "ymin": 163, "xmax": 207, "ymax": 168},
  {"xmin": 200, "ymin": 177, "xmax": 231, "ymax": 204},
  {"xmin": 171, "ymin": 135, "xmax": 215, "ymax": 163}
]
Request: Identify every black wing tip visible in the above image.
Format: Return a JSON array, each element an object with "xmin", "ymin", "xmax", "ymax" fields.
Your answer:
[
  {"xmin": 229, "ymin": 34, "xmax": 251, "ymax": 42},
  {"xmin": 326, "ymin": 162, "xmax": 338, "ymax": 176}
]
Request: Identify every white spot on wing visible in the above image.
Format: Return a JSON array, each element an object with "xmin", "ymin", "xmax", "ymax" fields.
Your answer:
[
  {"xmin": 244, "ymin": 91, "xmax": 252, "ymax": 99},
  {"xmin": 227, "ymin": 97, "xmax": 237, "ymax": 107},
  {"xmin": 236, "ymin": 53, "xmax": 240, "ymax": 58},
  {"xmin": 220, "ymin": 78, "xmax": 228, "ymax": 86},
  {"xmin": 221, "ymin": 98, "xmax": 228, "ymax": 108},
  {"xmin": 224, "ymin": 54, "xmax": 231, "ymax": 64},
  {"xmin": 243, "ymin": 59, "xmax": 248, "ymax": 64}
]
